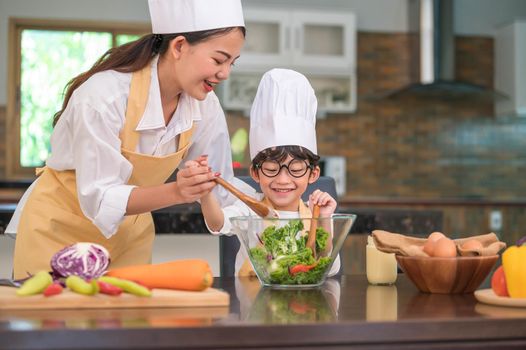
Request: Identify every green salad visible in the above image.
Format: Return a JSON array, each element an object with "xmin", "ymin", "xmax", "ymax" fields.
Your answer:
[{"xmin": 249, "ymin": 220, "xmax": 332, "ymax": 285}]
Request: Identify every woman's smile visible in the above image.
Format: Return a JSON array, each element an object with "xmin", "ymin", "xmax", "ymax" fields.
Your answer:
[{"xmin": 203, "ymin": 80, "xmax": 214, "ymax": 92}]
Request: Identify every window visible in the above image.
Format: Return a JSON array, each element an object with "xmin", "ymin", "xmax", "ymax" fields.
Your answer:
[{"xmin": 6, "ymin": 18, "xmax": 148, "ymax": 178}]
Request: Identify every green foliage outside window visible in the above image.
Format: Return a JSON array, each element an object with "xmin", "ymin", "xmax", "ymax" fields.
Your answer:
[
  {"xmin": 116, "ymin": 34, "xmax": 140, "ymax": 46},
  {"xmin": 19, "ymin": 30, "xmax": 140, "ymax": 167}
]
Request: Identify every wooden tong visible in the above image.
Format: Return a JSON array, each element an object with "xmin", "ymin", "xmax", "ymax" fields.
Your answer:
[
  {"xmin": 214, "ymin": 177, "xmax": 277, "ymax": 218},
  {"xmin": 306, "ymin": 204, "xmax": 321, "ymax": 259}
]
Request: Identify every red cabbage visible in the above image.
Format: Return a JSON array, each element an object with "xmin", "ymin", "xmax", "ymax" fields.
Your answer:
[{"xmin": 50, "ymin": 242, "xmax": 110, "ymax": 280}]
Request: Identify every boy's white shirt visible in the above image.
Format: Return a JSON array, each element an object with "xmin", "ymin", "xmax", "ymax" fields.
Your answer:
[{"xmin": 204, "ymin": 180, "xmax": 341, "ymax": 276}]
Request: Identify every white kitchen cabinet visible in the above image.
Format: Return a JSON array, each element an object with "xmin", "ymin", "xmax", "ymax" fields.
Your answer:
[
  {"xmin": 237, "ymin": 8, "xmax": 356, "ymax": 71},
  {"xmin": 292, "ymin": 10, "xmax": 356, "ymax": 71},
  {"xmin": 235, "ymin": 9, "xmax": 292, "ymax": 68},
  {"xmin": 221, "ymin": 70, "xmax": 356, "ymax": 116},
  {"xmin": 495, "ymin": 20, "xmax": 526, "ymax": 116},
  {"xmin": 220, "ymin": 6, "xmax": 357, "ymax": 115}
]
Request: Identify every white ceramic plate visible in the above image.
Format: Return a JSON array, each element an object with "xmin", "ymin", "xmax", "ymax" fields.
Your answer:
[{"xmin": 474, "ymin": 288, "xmax": 526, "ymax": 308}]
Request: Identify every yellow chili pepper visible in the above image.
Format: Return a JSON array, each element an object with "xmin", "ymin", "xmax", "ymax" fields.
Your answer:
[
  {"xmin": 16, "ymin": 271, "xmax": 53, "ymax": 296},
  {"xmin": 98, "ymin": 276, "xmax": 151, "ymax": 297},
  {"xmin": 66, "ymin": 275, "xmax": 98, "ymax": 296},
  {"xmin": 502, "ymin": 245, "xmax": 526, "ymax": 298}
]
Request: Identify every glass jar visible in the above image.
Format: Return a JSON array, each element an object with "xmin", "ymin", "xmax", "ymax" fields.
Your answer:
[{"xmin": 366, "ymin": 235, "xmax": 398, "ymax": 285}]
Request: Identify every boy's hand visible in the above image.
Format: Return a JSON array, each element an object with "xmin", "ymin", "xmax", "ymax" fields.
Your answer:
[
  {"xmin": 175, "ymin": 155, "xmax": 217, "ymax": 203},
  {"xmin": 309, "ymin": 189, "xmax": 337, "ymax": 217}
]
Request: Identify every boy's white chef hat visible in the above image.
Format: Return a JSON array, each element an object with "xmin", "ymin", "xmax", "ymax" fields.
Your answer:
[
  {"xmin": 148, "ymin": 0, "xmax": 245, "ymax": 34},
  {"xmin": 249, "ymin": 69, "xmax": 318, "ymax": 160}
]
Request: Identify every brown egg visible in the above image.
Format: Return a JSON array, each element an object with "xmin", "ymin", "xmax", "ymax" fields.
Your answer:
[
  {"xmin": 422, "ymin": 232, "xmax": 446, "ymax": 257},
  {"xmin": 428, "ymin": 231, "xmax": 445, "ymax": 243},
  {"xmin": 422, "ymin": 239, "xmax": 436, "ymax": 256},
  {"xmin": 433, "ymin": 237, "xmax": 457, "ymax": 258},
  {"xmin": 461, "ymin": 239, "xmax": 483, "ymax": 251}
]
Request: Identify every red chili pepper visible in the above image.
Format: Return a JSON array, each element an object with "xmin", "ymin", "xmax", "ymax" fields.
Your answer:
[
  {"xmin": 289, "ymin": 263, "xmax": 318, "ymax": 275},
  {"xmin": 43, "ymin": 282, "xmax": 63, "ymax": 297},
  {"xmin": 97, "ymin": 281, "xmax": 123, "ymax": 296}
]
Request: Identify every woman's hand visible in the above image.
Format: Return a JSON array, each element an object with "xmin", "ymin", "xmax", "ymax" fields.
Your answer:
[
  {"xmin": 126, "ymin": 155, "xmax": 219, "ymax": 215},
  {"xmin": 175, "ymin": 155, "xmax": 218, "ymax": 203},
  {"xmin": 309, "ymin": 189, "xmax": 337, "ymax": 217}
]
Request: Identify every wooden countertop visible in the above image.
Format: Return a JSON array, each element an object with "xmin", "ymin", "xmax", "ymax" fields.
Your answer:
[{"xmin": 1, "ymin": 274, "xmax": 525, "ymax": 350}]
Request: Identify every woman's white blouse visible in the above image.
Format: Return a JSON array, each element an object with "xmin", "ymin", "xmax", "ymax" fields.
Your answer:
[{"xmin": 7, "ymin": 56, "xmax": 236, "ymax": 238}]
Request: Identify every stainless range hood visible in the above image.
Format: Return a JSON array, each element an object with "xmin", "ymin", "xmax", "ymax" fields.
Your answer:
[{"xmin": 385, "ymin": 0, "xmax": 506, "ymax": 100}]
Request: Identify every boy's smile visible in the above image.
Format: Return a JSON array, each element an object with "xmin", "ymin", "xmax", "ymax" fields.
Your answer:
[{"xmin": 251, "ymin": 155, "xmax": 319, "ymax": 211}]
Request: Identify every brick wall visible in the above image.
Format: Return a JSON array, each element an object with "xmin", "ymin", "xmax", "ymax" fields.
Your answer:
[
  {"xmin": 226, "ymin": 33, "xmax": 526, "ymax": 200},
  {"xmin": 456, "ymin": 36, "xmax": 494, "ymax": 88}
]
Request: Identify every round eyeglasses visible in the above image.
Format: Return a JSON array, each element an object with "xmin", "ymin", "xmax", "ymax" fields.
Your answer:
[{"xmin": 256, "ymin": 159, "xmax": 313, "ymax": 178}]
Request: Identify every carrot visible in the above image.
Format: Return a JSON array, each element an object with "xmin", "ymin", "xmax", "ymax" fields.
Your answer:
[{"xmin": 105, "ymin": 259, "xmax": 213, "ymax": 291}]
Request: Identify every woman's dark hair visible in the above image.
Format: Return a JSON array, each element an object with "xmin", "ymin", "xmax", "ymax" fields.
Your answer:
[
  {"xmin": 52, "ymin": 26, "xmax": 246, "ymax": 126},
  {"xmin": 251, "ymin": 145, "xmax": 320, "ymax": 170}
]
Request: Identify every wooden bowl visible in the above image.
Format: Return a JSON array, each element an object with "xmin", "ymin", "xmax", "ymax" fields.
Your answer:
[{"xmin": 396, "ymin": 255, "xmax": 499, "ymax": 294}]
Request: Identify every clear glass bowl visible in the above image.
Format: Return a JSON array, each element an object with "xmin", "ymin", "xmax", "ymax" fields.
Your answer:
[
  {"xmin": 230, "ymin": 214, "xmax": 357, "ymax": 288},
  {"xmin": 246, "ymin": 287, "xmax": 338, "ymax": 323}
]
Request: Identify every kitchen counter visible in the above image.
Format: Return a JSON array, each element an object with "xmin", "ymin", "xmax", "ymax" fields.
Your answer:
[
  {"xmin": 1, "ymin": 274, "xmax": 525, "ymax": 350},
  {"xmin": 1, "ymin": 202, "xmax": 375, "ymax": 235}
]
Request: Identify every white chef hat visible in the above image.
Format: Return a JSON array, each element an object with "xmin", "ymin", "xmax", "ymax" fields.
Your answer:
[
  {"xmin": 249, "ymin": 69, "xmax": 318, "ymax": 160},
  {"xmin": 148, "ymin": 0, "xmax": 245, "ymax": 34}
]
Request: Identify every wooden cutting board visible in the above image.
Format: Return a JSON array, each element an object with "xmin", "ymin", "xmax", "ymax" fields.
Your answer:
[{"xmin": 0, "ymin": 286, "xmax": 229, "ymax": 310}]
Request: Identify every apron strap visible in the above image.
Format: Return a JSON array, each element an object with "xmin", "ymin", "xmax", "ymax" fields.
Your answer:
[
  {"xmin": 298, "ymin": 200, "xmax": 311, "ymax": 217},
  {"xmin": 120, "ymin": 61, "xmax": 196, "ymax": 156},
  {"xmin": 261, "ymin": 197, "xmax": 312, "ymax": 217},
  {"xmin": 177, "ymin": 124, "xmax": 196, "ymax": 155},
  {"xmin": 120, "ymin": 64, "xmax": 151, "ymax": 152}
]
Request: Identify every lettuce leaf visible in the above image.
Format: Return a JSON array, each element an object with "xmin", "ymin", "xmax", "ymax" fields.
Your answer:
[{"xmin": 248, "ymin": 220, "xmax": 332, "ymax": 285}]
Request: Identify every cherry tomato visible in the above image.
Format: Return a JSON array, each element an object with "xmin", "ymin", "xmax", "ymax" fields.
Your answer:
[
  {"xmin": 97, "ymin": 281, "xmax": 123, "ymax": 296},
  {"xmin": 491, "ymin": 265, "xmax": 509, "ymax": 297},
  {"xmin": 43, "ymin": 282, "xmax": 63, "ymax": 297},
  {"xmin": 289, "ymin": 263, "xmax": 317, "ymax": 275}
]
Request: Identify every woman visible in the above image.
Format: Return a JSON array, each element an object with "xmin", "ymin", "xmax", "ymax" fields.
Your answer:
[{"xmin": 9, "ymin": 0, "xmax": 245, "ymax": 279}]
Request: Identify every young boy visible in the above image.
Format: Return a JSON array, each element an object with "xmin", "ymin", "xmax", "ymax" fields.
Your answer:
[{"xmin": 199, "ymin": 68, "xmax": 339, "ymax": 276}]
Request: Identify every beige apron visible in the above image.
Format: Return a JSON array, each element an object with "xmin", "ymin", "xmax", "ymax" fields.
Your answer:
[
  {"xmin": 238, "ymin": 199, "xmax": 312, "ymax": 277},
  {"xmin": 13, "ymin": 63, "xmax": 194, "ymax": 279}
]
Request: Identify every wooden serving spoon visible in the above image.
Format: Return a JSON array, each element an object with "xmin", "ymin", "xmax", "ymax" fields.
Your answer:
[
  {"xmin": 306, "ymin": 204, "xmax": 321, "ymax": 259},
  {"xmin": 214, "ymin": 177, "xmax": 278, "ymax": 218}
]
